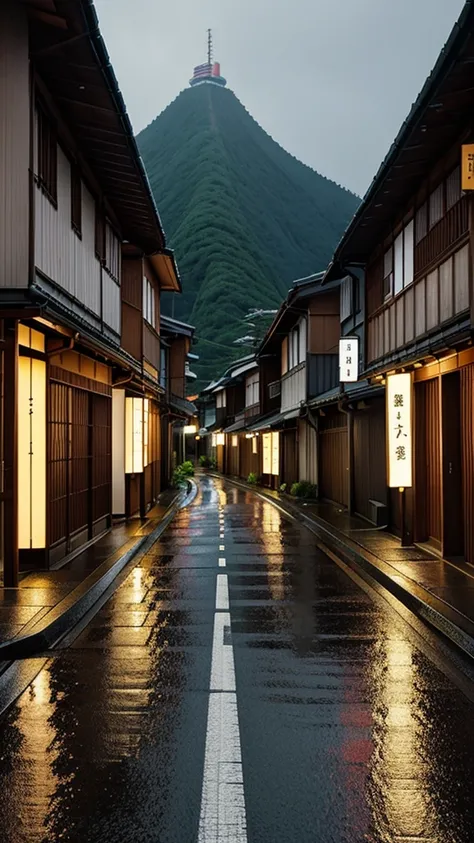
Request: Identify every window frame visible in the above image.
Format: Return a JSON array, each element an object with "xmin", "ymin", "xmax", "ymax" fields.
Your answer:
[
  {"xmin": 143, "ymin": 276, "xmax": 156, "ymax": 329},
  {"xmin": 37, "ymin": 102, "xmax": 57, "ymax": 206},
  {"xmin": 383, "ymin": 246, "xmax": 393, "ymax": 301},
  {"xmin": 70, "ymin": 161, "xmax": 82, "ymax": 238},
  {"xmin": 95, "ymin": 204, "xmax": 105, "ymax": 263}
]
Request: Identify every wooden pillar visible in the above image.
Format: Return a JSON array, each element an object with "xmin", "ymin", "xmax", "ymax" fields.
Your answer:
[{"xmin": 3, "ymin": 319, "xmax": 19, "ymax": 587}]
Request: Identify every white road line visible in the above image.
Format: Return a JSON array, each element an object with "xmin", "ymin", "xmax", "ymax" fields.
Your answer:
[
  {"xmin": 218, "ymin": 558, "xmax": 226, "ymax": 567},
  {"xmin": 215, "ymin": 574, "xmax": 229, "ymax": 610},
  {"xmin": 210, "ymin": 610, "xmax": 235, "ymax": 691},
  {"xmin": 199, "ymin": 574, "xmax": 247, "ymax": 843}
]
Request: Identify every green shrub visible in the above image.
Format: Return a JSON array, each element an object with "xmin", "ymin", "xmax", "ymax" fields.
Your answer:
[
  {"xmin": 290, "ymin": 481, "xmax": 318, "ymax": 499},
  {"xmin": 247, "ymin": 472, "xmax": 258, "ymax": 486},
  {"xmin": 198, "ymin": 455, "xmax": 218, "ymax": 469},
  {"xmin": 280, "ymin": 483, "xmax": 287, "ymax": 493},
  {"xmin": 173, "ymin": 461, "xmax": 195, "ymax": 486},
  {"xmin": 173, "ymin": 467, "xmax": 186, "ymax": 487}
]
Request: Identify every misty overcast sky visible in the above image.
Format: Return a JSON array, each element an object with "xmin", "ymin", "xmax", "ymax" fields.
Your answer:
[{"xmin": 94, "ymin": 0, "xmax": 465, "ymax": 197}]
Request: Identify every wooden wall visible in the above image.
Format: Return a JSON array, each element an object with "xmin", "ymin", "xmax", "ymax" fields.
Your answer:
[
  {"xmin": 298, "ymin": 420, "xmax": 317, "ymax": 486},
  {"xmin": 308, "ymin": 291, "xmax": 340, "ymax": 354},
  {"xmin": 353, "ymin": 399, "xmax": 387, "ymax": 521},
  {"xmin": 35, "ymin": 146, "xmax": 104, "ymax": 318},
  {"xmin": 461, "ymin": 363, "xmax": 474, "ymax": 565},
  {"xmin": 319, "ymin": 412, "xmax": 348, "ymax": 507},
  {"xmin": 415, "ymin": 378, "xmax": 441, "ymax": 546},
  {"xmin": 121, "ymin": 257, "xmax": 142, "ymax": 361},
  {"xmin": 226, "ymin": 436, "xmax": 240, "ymax": 476},
  {"xmin": 281, "ymin": 429, "xmax": 298, "ymax": 488},
  {"xmin": 169, "ymin": 337, "xmax": 189, "ymax": 398},
  {"xmin": 240, "ymin": 436, "xmax": 259, "ymax": 480},
  {"xmin": 0, "ymin": 1, "xmax": 29, "ymax": 289},
  {"xmin": 48, "ymin": 369, "xmax": 112, "ymax": 564}
]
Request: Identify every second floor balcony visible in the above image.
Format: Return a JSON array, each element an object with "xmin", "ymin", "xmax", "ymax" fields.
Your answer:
[{"xmin": 281, "ymin": 362, "xmax": 306, "ymax": 412}]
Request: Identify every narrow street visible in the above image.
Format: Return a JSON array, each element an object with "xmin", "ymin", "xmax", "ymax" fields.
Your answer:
[{"xmin": 0, "ymin": 475, "xmax": 474, "ymax": 843}]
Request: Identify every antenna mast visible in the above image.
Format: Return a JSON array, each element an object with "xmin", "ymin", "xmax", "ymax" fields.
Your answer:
[{"xmin": 207, "ymin": 28, "xmax": 213, "ymax": 66}]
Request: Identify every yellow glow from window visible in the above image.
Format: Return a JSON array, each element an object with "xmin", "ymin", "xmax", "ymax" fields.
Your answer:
[
  {"xmin": 125, "ymin": 397, "xmax": 144, "ymax": 474},
  {"xmin": 183, "ymin": 424, "xmax": 197, "ymax": 434},
  {"xmin": 262, "ymin": 432, "xmax": 279, "ymax": 475},
  {"xmin": 18, "ymin": 324, "xmax": 45, "ymax": 352},
  {"xmin": 18, "ymin": 356, "xmax": 46, "ymax": 548},
  {"xmin": 232, "ymin": 435, "xmax": 238, "ymax": 447},
  {"xmin": 262, "ymin": 433, "xmax": 271, "ymax": 474},
  {"xmin": 271, "ymin": 431, "xmax": 279, "ymax": 475},
  {"xmin": 143, "ymin": 399, "xmax": 149, "ymax": 468}
]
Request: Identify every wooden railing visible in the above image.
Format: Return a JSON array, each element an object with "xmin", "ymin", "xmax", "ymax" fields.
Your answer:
[
  {"xmin": 415, "ymin": 196, "xmax": 469, "ymax": 279},
  {"xmin": 367, "ymin": 242, "xmax": 470, "ymax": 363},
  {"xmin": 281, "ymin": 362, "xmax": 306, "ymax": 411},
  {"xmin": 244, "ymin": 402, "xmax": 260, "ymax": 421}
]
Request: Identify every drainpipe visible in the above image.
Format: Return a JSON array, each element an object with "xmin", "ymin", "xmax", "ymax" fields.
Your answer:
[
  {"xmin": 113, "ymin": 372, "xmax": 133, "ymax": 388},
  {"xmin": 46, "ymin": 332, "xmax": 78, "ymax": 358}
]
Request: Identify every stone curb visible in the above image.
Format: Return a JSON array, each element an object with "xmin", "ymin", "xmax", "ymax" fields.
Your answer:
[
  {"xmin": 216, "ymin": 474, "xmax": 474, "ymax": 661},
  {"xmin": 0, "ymin": 481, "xmax": 194, "ymax": 662}
]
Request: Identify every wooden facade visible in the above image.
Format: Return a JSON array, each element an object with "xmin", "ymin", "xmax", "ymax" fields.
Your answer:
[
  {"xmin": 0, "ymin": 0, "xmax": 184, "ymax": 583},
  {"xmin": 324, "ymin": 5, "xmax": 474, "ymax": 562},
  {"xmin": 319, "ymin": 411, "xmax": 348, "ymax": 507},
  {"xmin": 353, "ymin": 400, "xmax": 387, "ymax": 522},
  {"xmin": 0, "ymin": 2, "xmax": 29, "ymax": 290}
]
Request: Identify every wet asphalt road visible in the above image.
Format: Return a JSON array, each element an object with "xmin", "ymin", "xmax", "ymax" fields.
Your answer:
[{"xmin": 1, "ymin": 476, "xmax": 474, "ymax": 842}]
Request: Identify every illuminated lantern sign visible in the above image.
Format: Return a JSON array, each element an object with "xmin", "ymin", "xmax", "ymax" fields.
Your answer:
[
  {"xmin": 17, "ymin": 326, "xmax": 47, "ymax": 549},
  {"xmin": 339, "ymin": 337, "xmax": 359, "ymax": 383},
  {"xmin": 125, "ymin": 397, "xmax": 144, "ymax": 474},
  {"xmin": 216, "ymin": 433, "xmax": 225, "ymax": 446},
  {"xmin": 386, "ymin": 373, "xmax": 412, "ymax": 488},
  {"xmin": 262, "ymin": 432, "xmax": 279, "ymax": 476}
]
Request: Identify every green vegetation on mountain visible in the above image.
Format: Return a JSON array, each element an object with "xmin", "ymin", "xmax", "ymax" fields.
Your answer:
[{"xmin": 137, "ymin": 83, "xmax": 359, "ymax": 387}]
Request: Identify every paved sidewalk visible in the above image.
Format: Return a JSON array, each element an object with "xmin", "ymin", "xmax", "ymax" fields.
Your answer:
[
  {"xmin": 220, "ymin": 474, "xmax": 474, "ymax": 659},
  {"xmin": 0, "ymin": 487, "xmax": 180, "ymax": 649}
]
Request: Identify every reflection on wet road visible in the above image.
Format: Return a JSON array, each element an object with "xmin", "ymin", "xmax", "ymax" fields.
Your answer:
[{"xmin": 0, "ymin": 476, "xmax": 474, "ymax": 841}]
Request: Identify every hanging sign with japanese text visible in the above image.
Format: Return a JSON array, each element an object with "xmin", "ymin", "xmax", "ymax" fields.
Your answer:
[
  {"xmin": 386, "ymin": 373, "xmax": 412, "ymax": 488},
  {"xmin": 462, "ymin": 143, "xmax": 474, "ymax": 191},
  {"xmin": 339, "ymin": 337, "xmax": 359, "ymax": 383}
]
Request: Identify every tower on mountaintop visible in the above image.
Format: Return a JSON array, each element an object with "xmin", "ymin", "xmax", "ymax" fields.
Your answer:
[{"xmin": 189, "ymin": 29, "xmax": 227, "ymax": 88}]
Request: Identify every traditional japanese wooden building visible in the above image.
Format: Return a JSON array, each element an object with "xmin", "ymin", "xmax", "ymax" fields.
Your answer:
[
  {"xmin": 253, "ymin": 273, "xmax": 341, "ymax": 490},
  {"xmin": 0, "ymin": 0, "xmax": 185, "ymax": 584},
  {"xmin": 325, "ymin": 0, "xmax": 474, "ymax": 560}
]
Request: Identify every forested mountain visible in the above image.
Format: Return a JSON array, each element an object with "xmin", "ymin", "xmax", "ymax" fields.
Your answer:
[{"xmin": 137, "ymin": 83, "xmax": 359, "ymax": 387}]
